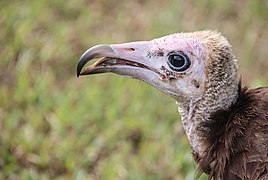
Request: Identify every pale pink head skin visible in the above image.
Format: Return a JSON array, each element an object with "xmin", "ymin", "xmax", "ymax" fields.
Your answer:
[
  {"xmin": 77, "ymin": 30, "xmax": 239, "ymax": 156},
  {"xmin": 149, "ymin": 32, "xmax": 208, "ymax": 102}
]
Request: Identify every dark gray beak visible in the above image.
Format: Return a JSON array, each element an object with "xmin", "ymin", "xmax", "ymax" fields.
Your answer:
[{"xmin": 77, "ymin": 45, "xmax": 114, "ymax": 77}]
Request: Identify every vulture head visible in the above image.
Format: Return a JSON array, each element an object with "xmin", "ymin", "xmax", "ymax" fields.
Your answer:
[
  {"xmin": 77, "ymin": 30, "xmax": 239, "ymax": 154},
  {"xmin": 77, "ymin": 30, "xmax": 268, "ymax": 179}
]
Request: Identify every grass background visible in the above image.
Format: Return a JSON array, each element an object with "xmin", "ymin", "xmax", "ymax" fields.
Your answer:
[{"xmin": 1, "ymin": 0, "xmax": 268, "ymax": 179}]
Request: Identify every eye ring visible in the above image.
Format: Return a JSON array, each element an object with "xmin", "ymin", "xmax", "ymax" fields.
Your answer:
[{"xmin": 167, "ymin": 52, "xmax": 191, "ymax": 72}]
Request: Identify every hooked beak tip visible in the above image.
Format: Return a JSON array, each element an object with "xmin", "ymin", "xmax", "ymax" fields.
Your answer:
[
  {"xmin": 76, "ymin": 44, "xmax": 114, "ymax": 77},
  {"xmin": 76, "ymin": 59, "xmax": 83, "ymax": 77}
]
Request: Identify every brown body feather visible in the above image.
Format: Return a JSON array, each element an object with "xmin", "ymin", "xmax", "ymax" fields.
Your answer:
[{"xmin": 194, "ymin": 84, "xmax": 268, "ymax": 179}]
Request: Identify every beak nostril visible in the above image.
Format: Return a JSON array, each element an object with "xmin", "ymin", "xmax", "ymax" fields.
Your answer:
[{"xmin": 122, "ymin": 47, "xmax": 135, "ymax": 51}]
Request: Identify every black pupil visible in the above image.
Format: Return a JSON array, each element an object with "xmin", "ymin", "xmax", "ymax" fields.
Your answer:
[
  {"xmin": 170, "ymin": 55, "xmax": 185, "ymax": 67},
  {"xmin": 167, "ymin": 52, "xmax": 190, "ymax": 71}
]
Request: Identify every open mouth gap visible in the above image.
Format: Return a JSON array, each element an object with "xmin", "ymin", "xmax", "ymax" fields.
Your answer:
[
  {"xmin": 81, "ymin": 57, "xmax": 162, "ymax": 76},
  {"xmin": 96, "ymin": 58, "xmax": 146, "ymax": 68}
]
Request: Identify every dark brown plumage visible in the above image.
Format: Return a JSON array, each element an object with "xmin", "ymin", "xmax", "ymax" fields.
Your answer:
[
  {"xmin": 76, "ymin": 30, "xmax": 268, "ymax": 179},
  {"xmin": 195, "ymin": 83, "xmax": 268, "ymax": 179}
]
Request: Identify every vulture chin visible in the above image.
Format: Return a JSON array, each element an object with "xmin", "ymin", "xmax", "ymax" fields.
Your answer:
[{"xmin": 77, "ymin": 30, "xmax": 268, "ymax": 180}]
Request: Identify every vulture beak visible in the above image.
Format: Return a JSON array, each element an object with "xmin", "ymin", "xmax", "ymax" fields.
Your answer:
[{"xmin": 77, "ymin": 41, "xmax": 165, "ymax": 85}]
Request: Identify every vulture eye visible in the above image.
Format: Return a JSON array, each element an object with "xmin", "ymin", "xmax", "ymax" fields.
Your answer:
[{"xmin": 167, "ymin": 52, "xmax": 190, "ymax": 72}]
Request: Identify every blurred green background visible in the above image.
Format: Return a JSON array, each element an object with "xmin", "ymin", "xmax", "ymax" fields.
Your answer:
[{"xmin": 1, "ymin": 0, "xmax": 268, "ymax": 179}]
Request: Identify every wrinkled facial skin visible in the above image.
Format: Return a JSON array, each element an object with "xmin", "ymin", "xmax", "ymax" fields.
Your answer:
[{"xmin": 148, "ymin": 34, "xmax": 207, "ymax": 102}]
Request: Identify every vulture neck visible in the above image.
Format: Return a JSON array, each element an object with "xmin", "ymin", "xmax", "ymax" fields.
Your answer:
[{"xmin": 177, "ymin": 68, "xmax": 239, "ymax": 157}]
